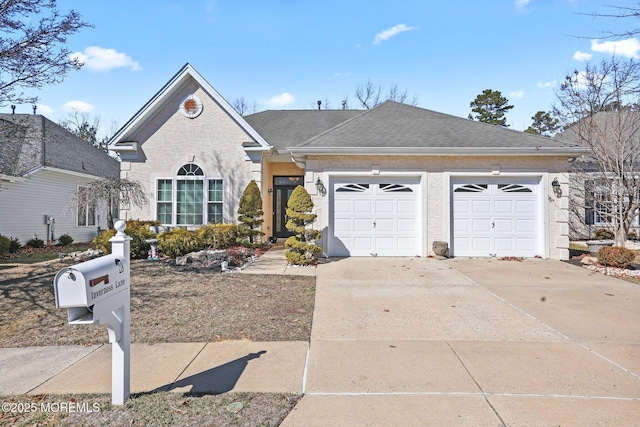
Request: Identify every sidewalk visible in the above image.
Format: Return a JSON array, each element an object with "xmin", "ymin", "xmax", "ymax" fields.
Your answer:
[{"xmin": 0, "ymin": 342, "xmax": 308, "ymax": 396}]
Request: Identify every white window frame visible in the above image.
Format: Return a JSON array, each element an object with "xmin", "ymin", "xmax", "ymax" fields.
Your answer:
[
  {"xmin": 76, "ymin": 185, "xmax": 96, "ymax": 227},
  {"xmin": 155, "ymin": 164, "xmax": 224, "ymax": 226}
]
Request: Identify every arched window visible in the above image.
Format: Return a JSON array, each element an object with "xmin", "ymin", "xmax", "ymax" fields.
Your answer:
[{"xmin": 156, "ymin": 163, "xmax": 224, "ymax": 226}]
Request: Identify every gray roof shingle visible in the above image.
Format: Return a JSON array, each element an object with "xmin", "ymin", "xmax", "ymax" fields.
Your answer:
[
  {"xmin": 244, "ymin": 109, "xmax": 363, "ymax": 150},
  {"xmin": 298, "ymin": 101, "xmax": 581, "ymax": 151}
]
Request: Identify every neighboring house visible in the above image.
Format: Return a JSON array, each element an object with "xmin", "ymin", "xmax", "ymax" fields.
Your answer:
[
  {"xmin": 109, "ymin": 64, "xmax": 586, "ymax": 260},
  {"xmin": 555, "ymin": 111, "xmax": 640, "ymax": 240},
  {"xmin": 0, "ymin": 114, "xmax": 120, "ymax": 245}
]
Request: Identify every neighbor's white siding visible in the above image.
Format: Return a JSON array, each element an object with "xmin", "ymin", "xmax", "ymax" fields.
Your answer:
[{"xmin": 0, "ymin": 169, "xmax": 108, "ymax": 245}]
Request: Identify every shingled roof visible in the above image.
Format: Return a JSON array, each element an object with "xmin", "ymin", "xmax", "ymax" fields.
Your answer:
[
  {"xmin": 288, "ymin": 101, "xmax": 585, "ymax": 155},
  {"xmin": 0, "ymin": 114, "xmax": 119, "ymax": 178},
  {"xmin": 244, "ymin": 109, "xmax": 363, "ymax": 150}
]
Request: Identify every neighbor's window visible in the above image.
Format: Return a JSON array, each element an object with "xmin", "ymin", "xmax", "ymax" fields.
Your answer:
[{"xmin": 77, "ymin": 186, "xmax": 96, "ymax": 227}]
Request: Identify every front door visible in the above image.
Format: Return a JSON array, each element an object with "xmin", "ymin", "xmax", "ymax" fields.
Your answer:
[{"xmin": 273, "ymin": 176, "xmax": 304, "ymax": 238}]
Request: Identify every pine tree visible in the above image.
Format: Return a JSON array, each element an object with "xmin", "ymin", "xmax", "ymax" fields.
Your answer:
[
  {"xmin": 237, "ymin": 180, "xmax": 264, "ymax": 244},
  {"xmin": 284, "ymin": 185, "xmax": 322, "ymax": 265},
  {"xmin": 468, "ymin": 89, "xmax": 514, "ymax": 127}
]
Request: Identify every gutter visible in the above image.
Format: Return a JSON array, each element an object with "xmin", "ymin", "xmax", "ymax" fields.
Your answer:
[{"xmin": 286, "ymin": 146, "xmax": 589, "ymax": 157}]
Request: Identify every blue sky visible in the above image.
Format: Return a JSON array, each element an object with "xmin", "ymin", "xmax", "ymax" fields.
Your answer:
[{"xmin": 16, "ymin": 0, "xmax": 640, "ymax": 135}]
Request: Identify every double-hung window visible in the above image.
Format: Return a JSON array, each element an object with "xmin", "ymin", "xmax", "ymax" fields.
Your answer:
[
  {"xmin": 77, "ymin": 186, "xmax": 96, "ymax": 227},
  {"xmin": 156, "ymin": 164, "xmax": 224, "ymax": 226}
]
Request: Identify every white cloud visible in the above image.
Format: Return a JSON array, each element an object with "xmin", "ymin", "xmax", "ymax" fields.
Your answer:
[
  {"xmin": 373, "ymin": 24, "xmax": 416, "ymax": 45},
  {"xmin": 266, "ymin": 93, "xmax": 295, "ymax": 107},
  {"xmin": 36, "ymin": 104, "xmax": 54, "ymax": 115},
  {"xmin": 70, "ymin": 46, "xmax": 142, "ymax": 72},
  {"xmin": 62, "ymin": 100, "xmax": 95, "ymax": 113},
  {"xmin": 573, "ymin": 51, "xmax": 593, "ymax": 61},
  {"xmin": 591, "ymin": 38, "xmax": 640, "ymax": 58},
  {"xmin": 333, "ymin": 72, "xmax": 352, "ymax": 77},
  {"xmin": 515, "ymin": 0, "xmax": 531, "ymax": 10},
  {"xmin": 537, "ymin": 80, "xmax": 556, "ymax": 88},
  {"xmin": 509, "ymin": 90, "xmax": 525, "ymax": 99}
]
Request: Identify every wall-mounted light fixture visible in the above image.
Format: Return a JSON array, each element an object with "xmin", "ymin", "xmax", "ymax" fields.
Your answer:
[
  {"xmin": 552, "ymin": 177, "xmax": 562, "ymax": 198},
  {"xmin": 268, "ymin": 188, "xmax": 273, "ymax": 196},
  {"xmin": 316, "ymin": 177, "xmax": 326, "ymax": 195}
]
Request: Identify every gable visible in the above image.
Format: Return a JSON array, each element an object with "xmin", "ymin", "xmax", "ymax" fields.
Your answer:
[{"xmin": 109, "ymin": 64, "xmax": 269, "ymax": 160}]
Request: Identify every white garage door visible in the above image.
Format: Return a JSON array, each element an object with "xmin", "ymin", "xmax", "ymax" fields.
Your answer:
[
  {"xmin": 453, "ymin": 180, "xmax": 541, "ymax": 258},
  {"xmin": 330, "ymin": 179, "xmax": 421, "ymax": 257}
]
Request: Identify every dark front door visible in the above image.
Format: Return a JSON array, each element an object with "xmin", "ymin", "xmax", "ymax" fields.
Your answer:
[{"xmin": 273, "ymin": 176, "xmax": 304, "ymax": 238}]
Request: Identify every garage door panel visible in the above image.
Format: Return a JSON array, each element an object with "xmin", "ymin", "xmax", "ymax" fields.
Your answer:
[
  {"xmin": 494, "ymin": 219, "xmax": 514, "ymax": 233},
  {"xmin": 374, "ymin": 200, "xmax": 394, "ymax": 213},
  {"xmin": 471, "ymin": 238, "xmax": 491, "ymax": 251},
  {"xmin": 334, "ymin": 199, "xmax": 350, "ymax": 214},
  {"xmin": 471, "ymin": 219, "xmax": 492, "ymax": 232},
  {"xmin": 471, "ymin": 200, "xmax": 492, "ymax": 214},
  {"xmin": 494, "ymin": 200, "xmax": 514, "ymax": 214},
  {"xmin": 353, "ymin": 237, "xmax": 373, "ymax": 251},
  {"xmin": 397, "ymin": 218, "xmax": 416, "ymax": 232},
  {"xmin": 453, "ymin": 180, "xmax": 540, "ymax": 258},
  {"xmin": 397, "ymin": 200, "xmax": 417, "ymax": 213},
  {"xmin": 354, "ymin": 218, "xmax": 373, "ymax": 232},
  {"xmin": 515, "ymin": 219, "xmax": 536, "ymax": 233},
  {"xmin": 354, "ymin": 200, "xmax": 373, "ymax": 213},
  {"xmin": 375, "ymin": 218, "xmax": 395, "ymax": 232},
  {"xmin": 331, "ymin": 179, "xmax": 421, "ymax": 256}
]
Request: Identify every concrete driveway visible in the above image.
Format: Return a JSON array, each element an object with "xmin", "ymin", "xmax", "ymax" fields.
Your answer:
[{"xmin": 282, "ymin": 257, "xmax": 640, "ymax": 426}]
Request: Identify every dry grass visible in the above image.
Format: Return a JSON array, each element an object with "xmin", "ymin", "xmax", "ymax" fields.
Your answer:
[
  {"xmin": 0, "ymin": 259, "xmax": 315, "ymax": 347},
  {"xmin": 0, "ymin": 392, "xmax": 301, "ymax": 427}
]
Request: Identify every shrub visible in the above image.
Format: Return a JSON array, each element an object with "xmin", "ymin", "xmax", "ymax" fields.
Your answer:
[
  {"xmin": 284, "ymin": 185, "xmax": 322, "ymax": 266},
  {"xmin": 26, "ymin": 235, "xmax": 45, "ymax": 248},
  {"xmin": 237, "ymin": 180, "xmax": 264, "ymax": 244},
  {"xmin": 197, "ymin": 223, "xmax": 241, "ymax": 249},
  {"xmin": 93, "ymin": 220, "xmax": 157, "ymax": 259},
  {"xmin": 595, "ymin": 229, "xmax": 614, "ymax": 240},
  {"xmin": 8, "ymin": 237, "xmax": 21, "ymax": 253},
  {"xmin": 597, "ymin": 246, "xmax": 636, "ymax": 268},
  {"xmin": 157, "ymin": 228, "xmax": 203, "ymax": 258},
  {"xmin": 0, "ymin": 235, "xmax": 10, "ymax": 256},
  {"xmin": 58, "ymin": 234, "xmax": 74, "ymax": 246}
]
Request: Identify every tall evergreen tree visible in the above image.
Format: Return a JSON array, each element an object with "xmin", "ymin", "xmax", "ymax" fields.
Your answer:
[
  {"xmin": 524, "ymin": 111, "xmax": 560, "ymax": 137},
  {"xmin": 468, "ymin": 89, "xmax": 514, "ymax": 127}
]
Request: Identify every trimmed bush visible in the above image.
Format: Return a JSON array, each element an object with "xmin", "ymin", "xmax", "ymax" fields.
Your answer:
[
  {"xmin": 58, "ymin": 234, "xmax": 74, "ymax": 246},
  {"xmin": 595, "ymin": 229, "xmax": 615, "ymax": 240},
  {"xmin": 93, "ymin": 220, "xmax": 157, "ymax": 259},
  {"xmin": 0, "ymin": 235, "xmax": 10, "ymax": 256},
  {"xmin": 237, "ymin": 180, "xmax": 265, "ymax": 244},
  {"xmin": 197, "ymin": 223, "xmax": 241, "ymax": 249},
  {"xmin": 26, "ymin": 235, "xmax": 45, "ymax": 248},
  {"xmin": 284, "ymin": 185, "xmax": 322, "ymax": 265},
  {"xmin": 157, "ymin": 228, "xmax": 202, "ymax": 258},
  {"xmin": 597, "ymin": 246, "xmax": 636, "ymax": 268}
]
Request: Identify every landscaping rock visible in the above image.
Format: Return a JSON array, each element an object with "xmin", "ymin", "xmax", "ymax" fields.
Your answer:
[
  {"xmin": 432, "ymin": 241, "xmax": 449, "ymax": 257},
  {"xmin": 175, "ymin": 250, "xmax": 230, "ymax": 270},
  {"xmin": 580, "ymin": 256, "xmax": 598, "ymax": 265},
  {"xmin": 61, "ymin": 248, "xmax": 104, "ymax": 263}
]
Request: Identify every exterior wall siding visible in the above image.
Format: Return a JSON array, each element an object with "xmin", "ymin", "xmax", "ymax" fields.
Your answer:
[
  {"xmin": 120, "ymin": 80, "xmax": 257, "ymax": 224},
  {"xmin": 0, "ymin": 169, "xmax": 109, "ymax": 245}
]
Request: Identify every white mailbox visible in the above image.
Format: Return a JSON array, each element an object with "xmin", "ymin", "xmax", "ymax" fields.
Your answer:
[
  {"xmin": 54, "ymin": 254, "xmax": 129, "ymax": 319},
  {"xmin": 53, "ymin": 220, "xmax": 132, "ymax": 405}
]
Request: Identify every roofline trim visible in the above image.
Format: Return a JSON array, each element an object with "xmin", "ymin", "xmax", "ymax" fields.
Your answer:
[{"xmin": 286, "ymin": 146, "xmax": 590, "ymax": 156}]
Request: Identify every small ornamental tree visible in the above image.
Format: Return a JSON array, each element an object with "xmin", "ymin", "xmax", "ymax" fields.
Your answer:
[
  {"xmin": 284, "ymin": 185, "xmax": 322, "ymax": 265},
  {"xmin": 237, "ymin": 180, "xmax": 264, "ymax": 244}
]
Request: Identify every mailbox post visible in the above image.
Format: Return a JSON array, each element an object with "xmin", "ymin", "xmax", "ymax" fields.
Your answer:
[{"xmin": 53, "ymin": 220, "xmax": 132, "ymax": 405}]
